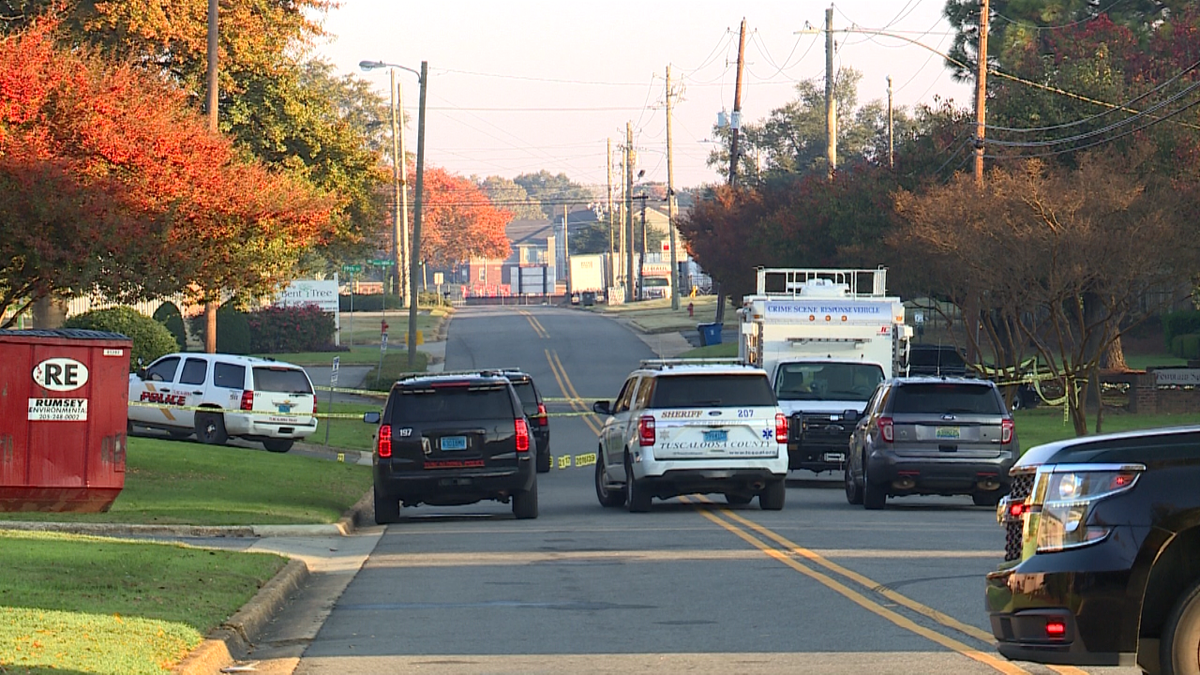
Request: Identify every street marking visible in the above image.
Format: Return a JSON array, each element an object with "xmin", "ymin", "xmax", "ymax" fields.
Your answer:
[
  {"xmin": 544, "ymin": 348, "xmax": 600, "ymax": 436},
  {"xmin": 369, "ymin": 547, "xmax": 994, "ymax": 567},
  {"xmin": 518, "ymin": 310, "xmax": 550, "ymax": 338},
  {"xmin": 682, "ymin": 496, "xmax": 1031, "ymax": 675}
]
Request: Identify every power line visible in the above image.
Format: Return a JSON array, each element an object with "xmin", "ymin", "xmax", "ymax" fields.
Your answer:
[{"xmin": 991, "ymin": 0, "xmax": 1129, "ymax": 31}]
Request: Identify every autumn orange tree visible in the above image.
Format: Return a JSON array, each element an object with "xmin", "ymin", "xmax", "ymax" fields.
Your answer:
[
  {"xmin": 0, "ymin": 23, "xmax": 333, "ymax": 327},
  {"xmin": 417, "ymin": 167, "xmax": 513, "ymax": 268}
]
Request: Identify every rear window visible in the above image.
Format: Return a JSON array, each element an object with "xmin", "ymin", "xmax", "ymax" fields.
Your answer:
[
  {"xmin": 891, "ymin": 383, "xmax": 1002, "ymax": 415},
  {"xmin": 649, "ymin": 374, "xmax": 776, "ymax": 408},
  {"xmin": 393, "ymin": 385, "xmax": 516, "ymax": 422},
  {"xmin": 253, "ymin": 367, "xmax": 313, "ymax": 394},
  {"xmin": 509, "ymin": 380, "xmax": 540, "ymax": 416}
]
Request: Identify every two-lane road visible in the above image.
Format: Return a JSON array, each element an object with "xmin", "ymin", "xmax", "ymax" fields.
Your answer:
[{"xmin": 287, "ymin": 306, "xmax": 1137, "ymax": 675}]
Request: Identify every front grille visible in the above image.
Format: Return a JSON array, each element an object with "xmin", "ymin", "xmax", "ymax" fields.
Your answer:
[{"xmin": 1004, "ymin": 471, "xmax": 1036, "ymax": 561}]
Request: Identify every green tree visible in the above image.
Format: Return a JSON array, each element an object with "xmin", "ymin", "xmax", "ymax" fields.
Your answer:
[
  {"xmin": 513, "ymin": 171, "xmax": 595, "ymax": 220},
  {"xmin": 476, "ymin": 176, "xmax": 544, "ymax": 219}
]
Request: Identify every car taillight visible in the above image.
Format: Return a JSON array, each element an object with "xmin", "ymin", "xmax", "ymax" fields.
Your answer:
[
  {"xmin": 638, "ymin": 415, "xmax": 656, "ymax": 447},
  {"xmin": 775, "ymin": 413, "xmax": 788, "ymax": 442},
  {"xmin": 240, "ymin": 390, "xmax": 254, "ymax": 411},
  {"xmin": 535, "ymin": 403, "xmax": 548, "ymax": 427},
  {"xmin": 1045, "ymin": 619, "xmax": 1066, "ymax": 639},
  {"xmin": 313, "ymin": 397, "xmax": 318, "ymax": 414},
  {"xmin": 378, "ymin": 425, "xmax": 392, "ymax": 458},
  {"xmin": 1001, "ymin": 419, "xmax": 1014, "ymax": 444},
  {"xmin": 878, "ymin": 416, "xmax": 894, "ymax": 443},
  {"xmin": 515, "ymin": 417, "xmax": 530, "ymax": 452}
]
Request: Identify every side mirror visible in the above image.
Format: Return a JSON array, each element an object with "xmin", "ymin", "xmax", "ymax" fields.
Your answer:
[
  {"xmin": 843, "ymin": 409, "xmax": 861, "ymax": 422},
  {"xmin": 363, "ymin": 411, "xmax": 381, "ymax": 424},
  {"xmin": 136, "ymin": 368, "xmax": 148, "ymax": 380},
  {"xmin": 592, "ymin": 400, "xmax": 611, "ymax": 416}
]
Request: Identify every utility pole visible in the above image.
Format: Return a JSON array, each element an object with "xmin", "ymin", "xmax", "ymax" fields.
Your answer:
[
  {"xmin": 887, "ymin": 75, "xmax": 895, "ymax": 169},
  {"xmin": 728, "ymin": 18, "xmax": 747, "ymax": 187},
  {"xmin": 974, "ymin": 0, "xmax": 990, "ymax": 185},
  {"xmin": 639, "ymin": 195, "xmax": 648, "ymax": 301},
  {"xmin": 606, "ymin": 137, "xmax": 615, "ymax": 291},
  {"xmin": 204, "ymin": 0, "xmax": 219, "ymax": 353},
  {"xmin": 406, "ymin": 61, "xmax": 428, "ymax": 369},
  {"xmin": 396, "ymin": 76, "xmax": 411, "ymax": 308},
  {"xmin": 563, "ymin": 204, "xmax": 570, "ymax": 297},
  {"xmin": 625, "ymin": 123, "xmax": 634, "ymax": 304},
  {"xmin": 825, "ymin": 5, "xmax": 838, "ymax": 180},
  {"xmin": 666, "ymin": 65, "xmax": 679, "ymax": 310}
]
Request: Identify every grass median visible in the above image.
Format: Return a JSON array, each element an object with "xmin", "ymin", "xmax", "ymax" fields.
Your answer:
[{"xmin": 0, "ymin": 436, "xmax": 369, "ymax": 673}]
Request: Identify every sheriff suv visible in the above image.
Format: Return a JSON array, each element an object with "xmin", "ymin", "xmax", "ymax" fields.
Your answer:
[
  {"xmin": 591, "ymin": 359, "xmax": 789, "ymax": 512},
  {"xmin": 987, "ymin": 426, "xmax": 1200, "ymax": 675},
  {"xmin": 365, "ymin": 372, "xmax": 538, "ymax": 524},
  {"xmin": 128, "ymin": 352, "xmax": 317, "ymax": 452}
]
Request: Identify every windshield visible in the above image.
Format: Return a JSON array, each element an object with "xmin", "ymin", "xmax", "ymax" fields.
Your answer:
[
  {"xmin": 253, "ymin": 367, "xmax": 313, "ymax": 394},
  {"xmin": 774, "ymin": 362, "xmax": 884, "ymax": 401},
  {"xmin": 649, "ymin": 374, "xmax": 775, "ymax": 408}
]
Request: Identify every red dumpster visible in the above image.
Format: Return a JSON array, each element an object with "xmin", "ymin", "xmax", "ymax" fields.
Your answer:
[{"xmin": 0, "ymin": 329, "xmax": 132, "ymax": 512}]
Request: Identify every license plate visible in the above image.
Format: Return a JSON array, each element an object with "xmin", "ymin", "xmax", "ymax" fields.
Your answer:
[
  {"xmin": 823, "ymin": 452, "xmax": 845, "ymax": 463},
  {"xmin": 440, "ymin": 436, "xmax": 468, "ymax": 451},
  {"xmin": 935, "ymin": 426, "xmax": 961, "ymax": 439},
  {"xmin": 703, "ymin": 429, "xmax": 728, "ymax": 443},
  {"xmin": 277, "ymin": 404, "xmax": 293, "ymax": 414}
]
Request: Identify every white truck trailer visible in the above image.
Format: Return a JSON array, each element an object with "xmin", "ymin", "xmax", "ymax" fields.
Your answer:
[
  {"xmin": 738, "ymin": 268, "xmax": 912, "ymax": 474},
  {"xmin": 568, "ymin": 254, "xmax": 607, "ymax": 304}
]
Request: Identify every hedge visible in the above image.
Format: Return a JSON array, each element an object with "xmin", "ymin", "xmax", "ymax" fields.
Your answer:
[
  {"xmin": 63, "ymin": 306, "xmax": 178, "ymax": 369},
  {"xmin": 1162, "ymin": 310, "xmax": 1200, "ymax": 350},
  {"xmin": 189, "ymin": 304, "xmax": 251, "ymax": 355},
  {"xmin": 247, "ymin": 304, "xmax": 337, "ymax": 353}
]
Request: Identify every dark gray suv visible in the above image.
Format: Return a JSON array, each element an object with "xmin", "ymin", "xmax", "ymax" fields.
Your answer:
[{"xmin": 845, "ymin": 377, "xmax": 1018, "ymax": 509}]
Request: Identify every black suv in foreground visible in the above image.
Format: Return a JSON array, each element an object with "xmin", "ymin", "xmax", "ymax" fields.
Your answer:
[
  {"xmin": 845, "ymin": 377, "xmax": 1017, "ymax": 509},
  {"xmin": 365, "ymin": 373, "xmax": 538, "ymax": 523},
  {"xmin": 987, "ymin": 426, "xmax": 1200, "ymax": 674}
]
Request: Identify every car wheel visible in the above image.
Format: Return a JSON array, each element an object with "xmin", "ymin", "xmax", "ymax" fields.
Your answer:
[
  {"xmin": 759, "ymin": 479, "xmax": 786, "ymax": 511},
  {"xmin": 973, "ymin": 491, "xmax": 1002, "ymax": 507},
  {"xmin": 512, "ymin": 478, "xmax": 539, "ymax": 520},
  {"xmin": 263, "ymin": 439, "xmax": 294, "ymax": 453},
  {"xmin": 724, "ymin": 493, "xmax": 753, "ymax": 506},
  {"xmin": 374, "ymin": 488, "xmax": 400, "ymax": 525},
  {"xmin": 595, "ymin": 455, "xmax": 626, "ymax": 507},
  {"xmin": 863, "ymin": 461, "xmax": 887, "ymax": 510},
  {"xmin": 195, "ymin": 412, "xmax": 228, "ymax": 446},
  {"xmin": 1161, "ymin": 578, "xmax": 1200, "ymax": 675},
  {"xmin": 625, "ymin": 454, "xmax": 651, "ymax": 513},
  {"xmin": 845, "ymin": 463, "xmax": 863, "ymax": 505},
  {"xmin": 536, "ymin": 448, "xmax": 551, "ymax": 474}
]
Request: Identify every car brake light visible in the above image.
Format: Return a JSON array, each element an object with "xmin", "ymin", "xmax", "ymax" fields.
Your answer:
[
  {"xmin": 775, "ymin": 413, "xmax": 788, "ymax": 442},
  {"xmin": 878, "ymin": 416, "xmax": 894, "ymax": 442},
  {"xmin": 313, "ymin": 397, "xmax": 318, "ymax": 414},
  {"xmin": 1001, "ymin": 419, "xmax": 1014, "ymax": 444},
  {"xmin": 638, "ymin": 415, "xmax": 656, "ymax": 446},
  {"xmin": 378, "ymin": 425, "xmax": 392, "ymax": 458},
  {"xmin": 1045, "ymin": 619, "xmax": 1066, "ymax": 639},
  {"xmin": 515, "ymin": 418, "xmax": 530, "ymax": 452},
  {"xmin": 1008, "ymin": 501, "xmax": 1026, "ymax": 519},
  {"xmin": 240, "ymin": 390, "xmax": 254, "ymax": 411},
  {"xmin": 536, "ymin": 403, "xmax": 548, "ymax": 427}
]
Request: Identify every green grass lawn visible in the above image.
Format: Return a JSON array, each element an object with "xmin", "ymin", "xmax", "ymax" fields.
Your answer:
[
  {"xmin": 256, "ymin": 308, "xmax": 449, "ymax": 366},
  {"xmin": 312, "ymin": 400, "xmax": 382, "ymax": 451},
  {"xmin": 1014, "ymin": 407, "xmax": 1199, "ymax": 451}
]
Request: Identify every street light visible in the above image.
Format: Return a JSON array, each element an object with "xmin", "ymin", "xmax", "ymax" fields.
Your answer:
[{"xmin": 360, "ymin": 59, "xmax": 428, "ymax": 369}]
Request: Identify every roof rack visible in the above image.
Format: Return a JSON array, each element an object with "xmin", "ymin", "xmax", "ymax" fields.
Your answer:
[
  {"xmin": 394, "ymin": 368, "xmax": 523, "ymax": 382},
  {"xmin": 638, "ymin": 357, "xmax": 748, "ymax": 370}
]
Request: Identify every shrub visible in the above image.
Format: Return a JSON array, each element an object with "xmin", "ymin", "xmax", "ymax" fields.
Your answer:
[
  {"xmin": 338, "ymin": 293, "xmax": 403, "ymax": 312},
  {"xmin": 1162, "ymin": 310, "xmax": 1200, "ymax": 350},
  {"xmin": 152, "ymin": 301, "xmax": 187, "ymax": 350},
  {"xmin": 63, "ymin": 306, "xmax": 178, "ymax": 369},
  {"xmin": 190, "ymin": 304, "xmax": 251, "ymax": 355},
  {"xmin": 247, "ymin": 304, "xmax": 337, "ymax": 353},
  {"xmin": 1171, "ymin": 333, "xmax": 1200, "ymax": 360}
]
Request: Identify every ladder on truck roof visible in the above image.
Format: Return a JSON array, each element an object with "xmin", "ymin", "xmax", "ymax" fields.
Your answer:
[{"xmin": 755, "ymin": 267, "xmax": 889, "ymax": 298}]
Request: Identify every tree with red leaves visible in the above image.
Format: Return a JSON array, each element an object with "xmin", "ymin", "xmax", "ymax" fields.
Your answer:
[{"xmin": 417, "ymin": 167, "xmax": 513, "ymax": 267}]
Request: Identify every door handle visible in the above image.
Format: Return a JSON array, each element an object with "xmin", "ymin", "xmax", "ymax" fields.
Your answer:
[{"xmin": 192, "ymin": 391, "xmax": 203, "ymax": 396}]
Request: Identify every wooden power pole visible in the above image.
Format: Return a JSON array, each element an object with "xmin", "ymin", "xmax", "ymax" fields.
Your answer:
[
  {"xmin": 204, "ymin": 0, "xmax": 219, "ymax": 353},
  {"xmin": 625, "ymin": 123, "xmax": 634, "ymax": 304},
  {"xmin": 606, "ymin": 137, "xmax": 615, "ymax": 291},
  {"xmin": 727, "ymin": 18, "xmax": 747, "ymax": 187},
  {"xmin": 666, "ymin": 65, "xmax": 679, "ymax": 311},
  {"xmin": 974, "ymin": 0, "xmax": 990, "ymax": 185},
  {"xmin": 887, "ymin": 75, "xmax": 894, "ymax": 169},
  {"xmin": 825, "ymin": 5, "xmax": 837, "ymax": 180}
]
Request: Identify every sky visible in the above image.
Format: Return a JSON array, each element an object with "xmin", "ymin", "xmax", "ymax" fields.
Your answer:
[{"xmin": 314, "ymin": 1, "xmax": 975, "ymax": 190}]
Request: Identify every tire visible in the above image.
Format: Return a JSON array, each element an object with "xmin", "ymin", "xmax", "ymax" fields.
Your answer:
[
  {"xmin": 513, "ymin": 479, "xmax": 539, "ymax": 519},
  {"xmin": 1161, "ymin": 578, "xmax": 1200, "ymax": 675},
  {"xmin": 724, "ymin": 493, "xmax": 753, "ymax": 506},
  {"xmin": 263, "ymin": 438, "xmax": 294, "ymax": 453},
  {"xmin": 625, "ymin": 454, "xmax": 651, "ymax": 513},
  {"xmin": 759, "ymin": 479, "xmax": 786, "ymax": 511},
  {"xmin": 595, "ymin": 455, "xmax": 626, "ymax": 507},
  {"xmin": 845, "ymin": 463, "xmax": 863, "ymax": 505},
  {"xmin": 195, "ymin": 412, "xmax": 228, "ymax": 446},
  {"xmin": 374, "ymin": 488, "xmax": 400, "ymax": 525},
  {"xmin": 863, "ymin": 462, "xmax": 887, "ymax": 510},
  {"xmin": 537, "ymin": 448, "xmax": 551, "ymax": 474},
  {"xmin": 973, "ymin": 491, "xmax": 1002, "ymax": 507}
]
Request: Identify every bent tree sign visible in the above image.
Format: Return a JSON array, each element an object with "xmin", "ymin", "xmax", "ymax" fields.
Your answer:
[{"xmin": 273, "ymin": 278, "xmax": 342, "ymax": 346}]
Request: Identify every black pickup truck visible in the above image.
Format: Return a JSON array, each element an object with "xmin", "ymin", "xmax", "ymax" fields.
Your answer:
[{"xmin": 986, "ymin": 426, "xmax": 1200, "ymax": 674}]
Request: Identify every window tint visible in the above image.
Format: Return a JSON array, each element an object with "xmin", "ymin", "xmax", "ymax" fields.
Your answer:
[
  {"xmin": 775, "ymin": 363, "xmax": 884, "ymax": 401},
  {"xmin": 253, "ymin": 367, "xmax": 313, "ymax": 394},
  {"xmin": 214, "ymin": 363, "xmax": 246, "ymax": 389},
  {"xmin": 145, "ymin": 357, "xmax": 180, "ymax": 383},
  {"xmin": 178, "ymin": 358, "xmax": 208, "ymax": 386},
  {"xmin": 510, "ymin": 380, "xmax": 540, "ymax": 415},
  {"xmin": 613, "ymin": 377, "xmax": 638, "ymax": 414},
  {"xmin": 891, "ymin": 383, "xmax": 1002, "ymax": 415},
  {"xmin": 394, "ymin": 385, "xmax": 516, "ymax": 422},
  {"xmin": 633, "ymin": 377, "xmax": 654, "ymax": 410},
  {"xmin": 649, "ymin": 374, "xmax": 776, "ymax": 408}
]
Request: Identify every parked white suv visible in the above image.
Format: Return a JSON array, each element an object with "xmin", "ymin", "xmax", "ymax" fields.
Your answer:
[
  {"xmin": 592, "ymin": 359, "xmax": 790, "ymax": 512},
  {"xmin": 128, "ymin": 353, "xmax": 318, "ymax": 452}
]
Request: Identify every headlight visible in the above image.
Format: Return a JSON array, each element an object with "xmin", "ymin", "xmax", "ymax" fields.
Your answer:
[{"xmin": 1027, "ymin": 464, "xmax": 1144, "ymax": 553}]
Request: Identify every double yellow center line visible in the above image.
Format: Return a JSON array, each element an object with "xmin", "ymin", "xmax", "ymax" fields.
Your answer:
[
  {"xmin": 545, "ymin": 348, "xmax": 600, "ymax": 436},
  {"xmin": 519, "ymin": 310, "xmax": 550, "ymax": 339}
]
